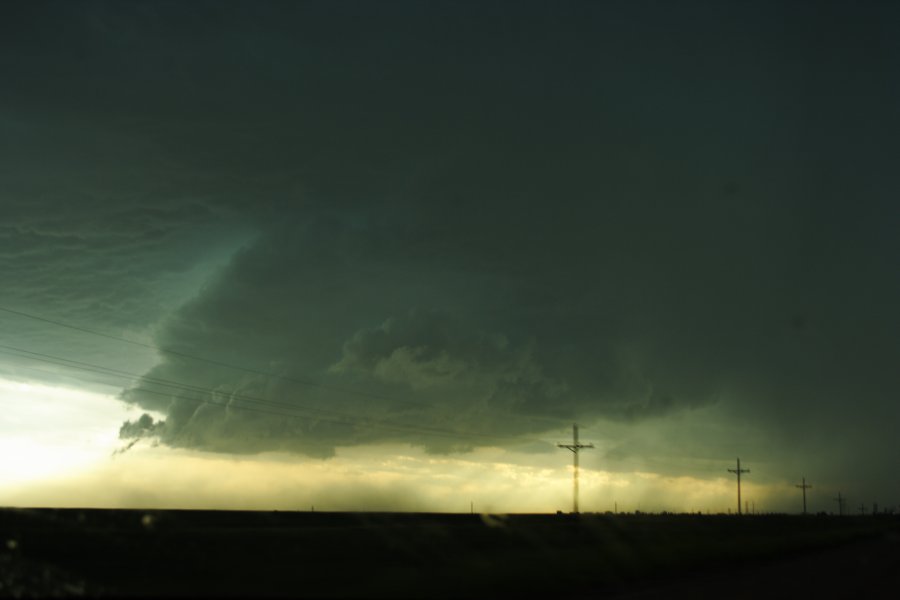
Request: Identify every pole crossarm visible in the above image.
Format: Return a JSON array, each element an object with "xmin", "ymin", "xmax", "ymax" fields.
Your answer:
[{"xmin": 558, "ymin": 444, "xmax": 595, "ymax": 452}]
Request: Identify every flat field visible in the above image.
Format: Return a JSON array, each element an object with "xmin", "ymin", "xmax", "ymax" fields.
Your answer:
[{"xmin": 1, "ymin": 508, "xmax": 897, "ymax": 598}]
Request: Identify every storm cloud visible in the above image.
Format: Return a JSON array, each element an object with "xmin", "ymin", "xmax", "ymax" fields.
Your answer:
[{"xmin": 2, "ymin": 1, "xmax": 898, "ymax": 500}]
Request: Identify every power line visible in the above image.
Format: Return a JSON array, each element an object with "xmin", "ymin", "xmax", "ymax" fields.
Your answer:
[
  {"xmin": 0, "ymin": 304, "xmax": 566, "ymax": 430},
  {"xmin": 5, "ymin": 360, "xmax": 411, "ymax": 445},
  {"xmin": 0, "ymin": 343, "xmax": 552, "ymax": 446},
  {"xmin": 0, "ymin": 344, "xmax": 517, "ymax": 443},
  {"xmin": 0, "ymin": 305, "xmax": 418, "ymax": 408}
]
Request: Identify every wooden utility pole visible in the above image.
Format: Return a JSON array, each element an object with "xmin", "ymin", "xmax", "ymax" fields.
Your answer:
[
  {"xmin": 727, "ymin": 458, "xmax": 750, "ymax": 515},
  {"xmin": 558, "ymin": 424, "xmax": 594, "ymax": 514},
  {"xmin": 834, "ymin": 492, "xmax": 845, "ymax": 516},
  {"xmin": 796, "ymin": 477, "xmax": 812, "ymax": 515}
]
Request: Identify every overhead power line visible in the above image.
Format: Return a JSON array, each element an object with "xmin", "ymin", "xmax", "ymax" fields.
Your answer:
[
  {"xmin": 0, "ymin": 305, "xmax": 566, "ymax": 427},
  {"xmin": 0, "ymin": 304, "xmax": 567, "ymax": 430},
  {"xmin": 0, "ymin": 305, "xmax": 417, "ymax": 407},
  {"xmin": 6, "ymin": 359, "xmax": 454, "ymax": 446},
  {"xmin": 0, "ymin": 343, "xmax": 551, "ymax": 446}
]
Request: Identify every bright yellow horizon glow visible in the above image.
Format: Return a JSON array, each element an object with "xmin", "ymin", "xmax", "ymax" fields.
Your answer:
[
  {"xmin": 0, "ymin": 377, "xmax": 785, "ymax": 514},
  {"xmin": 2, "ymin": 442, "xmax": 776, "ymax": 515},
  {"xmin": 0, "ymin": 378, "xmax": 144, "ymax": 486}
]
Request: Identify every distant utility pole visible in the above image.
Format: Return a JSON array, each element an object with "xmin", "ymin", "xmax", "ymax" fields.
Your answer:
[
  {"xmin": 796, "ymin": 477, "xmax": 812, "ymax": 515},
  {"xmin": 727, "ymin": 458, "xmax": 750, "ymax": 515},
  {"xmin": 558, "ymin": 423, "xmax": 594, "ymax": 514},
  {"xmin": 858, "ymin": 504, "xmax": 866, "ymax": 515},
  {"xmin": 834, "ymin": 492, "xmax": 845, "ymax": 516}
]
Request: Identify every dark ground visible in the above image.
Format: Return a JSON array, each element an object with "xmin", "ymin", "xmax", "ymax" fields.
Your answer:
[{"xmin": 1, "ymin": 508, "xmax": 898, "ymax": 598}]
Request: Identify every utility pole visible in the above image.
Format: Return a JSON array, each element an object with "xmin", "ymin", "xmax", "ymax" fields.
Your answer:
[
  {"xmin": 558, "ymin": 423, "xmax": 594, "ymax": 514},
  {"xmin": 796, "ymin": 477, "xmax": 812, "ymax": 515},
  {"xmin": 858, "ymin": 503, "xmax": 866, "ymax": 515},
  {"xmin": 834, "ymin": 492, "xmax": 845, "ymax": 516},
  {"xmin": 727, "ymin": 458, "xmax": 750, "ymax": 515}
]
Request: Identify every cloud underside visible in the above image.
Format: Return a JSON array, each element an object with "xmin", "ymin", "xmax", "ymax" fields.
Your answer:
[
  {"xmin": 1, "ymin": 2, "xmax": 897, "ymax": 463},
  {"xmin": 117, "ymin": 202, "xmax": 897, "ymax": 457}
]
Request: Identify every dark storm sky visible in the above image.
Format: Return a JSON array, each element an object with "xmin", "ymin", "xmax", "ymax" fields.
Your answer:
[{"xmin": 1, "ymin": 1, "xmax": 898, "ymax": 498}]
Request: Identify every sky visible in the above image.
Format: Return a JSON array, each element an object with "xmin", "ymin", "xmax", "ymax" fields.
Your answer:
[{"xmin": 1, "ymin": 0, "xmax": 898, "ymax": 515}]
